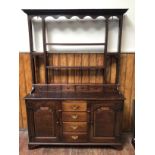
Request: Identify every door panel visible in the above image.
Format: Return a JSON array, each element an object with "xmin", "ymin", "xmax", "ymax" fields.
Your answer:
[
  {"xmin": 26, "ymin": 100, "xmax": 60, "ymax": 142},
  {"xmin": 34, "ymin": 106, "xmax": 55, "ymax": 137},
  {"xmin": 93, "ymin": 107, "xmax": 115, "ymax": 137},
  {"xmin": 90, "ymin": 101, "xmax": 123, "ymax": 143}
]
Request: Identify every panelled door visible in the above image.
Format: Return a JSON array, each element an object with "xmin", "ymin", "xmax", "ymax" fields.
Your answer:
[
  {"xmin": 26, "ymin": 100, "xmax": 61, "ymax": 143},
  {"xmin": 89, "ymin": 101, "xmax": 123, "ymax": 143}
]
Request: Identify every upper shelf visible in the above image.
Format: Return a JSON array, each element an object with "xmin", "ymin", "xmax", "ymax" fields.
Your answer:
[
  {"xmin": 22, "ymin": 9, "xmax": 128, "ymax": 18},
  {"xmin": 45, "ymin": 43, "xmax": 106, "ymax": 46}
]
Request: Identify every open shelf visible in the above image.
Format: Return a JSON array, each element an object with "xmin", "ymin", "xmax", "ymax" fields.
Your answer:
[
  {"xmin": 45, "ymin": 43, "xmax": 106, "ymax": 46},
  {"xmin": 23, "ymin": 9, "xmax": 126, "ymax": 84},
  {"xmin": 46, "ymin": 66, "xmax": 104, "ymax": 70}
]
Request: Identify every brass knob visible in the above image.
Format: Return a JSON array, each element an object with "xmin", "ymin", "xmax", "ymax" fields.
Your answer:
[
  {"xmin": 71, "ymin": 114, "xmax": 78, "ymax": 119},
  {"xmin": 71, "ymin": 125, "xmax": 78, "ymax": 130},
  {"xmin": 72, "ymin": 105, "xmax": 79, "ymax": 110},
  {"xmin": 71, "ymin": 135, "xmax": 78, "ymax": 140}
]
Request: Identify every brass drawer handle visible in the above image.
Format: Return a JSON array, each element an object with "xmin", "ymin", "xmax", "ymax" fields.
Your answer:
[
  {"xmin": 40, "ymin": 107, "xmax": 49, "ymax": 110},
  {"xmin": 71, "ymin": 135, "xmax": 78, "ymax": 140},
  {"xmin": 71, "ymin": 105, "xmax": 79, "ymax": 110},
  {"xmin": 71, "ymin": 114, "xmax": 78, "ymax": 119},
  {"xmin": 71, "ymin": 125, "xmax": 78, "ymax": 130},
  {"xmin": 101, "ymin": 107, "xmax": 110, "ymax": 110}
]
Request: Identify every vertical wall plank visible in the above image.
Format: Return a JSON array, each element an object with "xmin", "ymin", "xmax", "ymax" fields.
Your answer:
[
  {"xmin": 74, "ymin": 54, "xmax": 82, "ymax": 83},
  {"xmin": 34, "ymin": 56, "xmax": 44, "ymax": 84},
  {"xmin": 81, "ymin": 54, "xmax": 89, "ymax": 83},
  {"xmin": 110, "ymin": 57, "xmax": 116, "ymax": 84},
  {"xmin": 38, "ymin": 56, "xmax": 45, "ymax": 84},
  {"xmin": 119, "ymin": 54, "xmax": 128, "ymax": 130},
  {"xmin": 19, "ymin": 54, "xmax": 24, "ymax": 128},
  {"xmin": 48, "ymin": 54, "xmax": 53, "ymax": 83},
  {"xmin": 123, "ymin": 54, "xmax": 135, "ymax": 131},
  {"xmin": 89, "ymin": 53, "xmax": 96, "ymax": 83},
  {"xmin": 53, "ymin": 53, "xmax": 60, "ymax": 83},
  {"xmin": 34, "ymin": 57, "xmax": 39, "ymax": 83},
  {"xmin": 120, "ymin": 54, "xmax": 127, "ymax": 94},
  {"xmin": 19, "ymin": 104, "xmax": 23, "ymax": 128},
  {"xmin": 96, "ymin": 54, "xmax": 104, "ymax": 83},
  {"xmin": 128, "ymin": 54, "xmax": 135, "ymax": 130},
  {"xmin": 67, "ymin": 54, "xmax": 75, "ymax": 83},
  {"xmin": 19, "ymin": 53, "xmax": 27, "ymax": 128},
  {"xmin": 22, "ymin": 54, "xmax": 32, "ymax": 93},
  {"xmin": 60, "ymin": 54, "xmax": 68, "ymax": 83},
  {"xmin": 107, "ymin": 57, "xmax": 112, "ymax": 83}
]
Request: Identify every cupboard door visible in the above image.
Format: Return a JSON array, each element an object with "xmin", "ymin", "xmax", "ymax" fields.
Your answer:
[
  {"xmin": 26, "ymin": 100, "xmax": 60, "ymax": 143},
  {"xmin": 90, "ymin": 101, "xmax": 123, "ymax": 143}
]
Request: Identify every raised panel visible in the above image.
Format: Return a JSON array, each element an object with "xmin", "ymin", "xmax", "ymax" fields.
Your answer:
[
  {"xmin": 26, "ymin": 100, "xmax": 60, "ymax": 142},
  {"xmin": 34, "ymin": 107, "xmax": 55, "ymax": 137},
  {"xmin": 89, "ymin": 102, "xmax": 123, "ymax": 143},
  {"xmin": 90, "ymin": 101, "xmax": 122, "ymax": 143},
  {"xmin": 93, "ymin": 106, "xmax": 115, "ymax": 137}
]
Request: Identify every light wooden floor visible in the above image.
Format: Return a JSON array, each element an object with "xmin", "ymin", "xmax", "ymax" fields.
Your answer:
[{"xmin": 19, "ymin": 130, "xmax": 134, "ymax": 155}]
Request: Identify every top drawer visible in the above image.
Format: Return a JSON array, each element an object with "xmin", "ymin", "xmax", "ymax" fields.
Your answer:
[{"xmin": 62, "ymin": 101, "xmax": 87, "ymax": 111}]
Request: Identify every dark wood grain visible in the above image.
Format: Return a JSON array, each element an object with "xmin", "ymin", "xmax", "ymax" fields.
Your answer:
[
  {"xmin": 22, "ymin": 9, "xmax": 128, "ymax": 16},
  {"xmin": 63, "ymin": 132, "xmax": 87, "ymax": 143},
  {"xmin": 19, "ymin": 53, "xmax": 134, "ymax": 130},
  {"xmin": 19, "ymin": 54, "xmax": 28, "ymax": 128},
  {"xmin": 62, "ymin": 101, "xmax": 87, "ymax": 111},
  {"xmin": 21, "ymin": 8, "xmax": 132, "ymax": 149},
  {"xmin": 25, "ymin": 98, "xmax": 124, "ymax": 148},
  {"xmin": 63, "ymin": 122, "xmax": 87, "ymax": 132},
  {"xmin": 62, "ymin": 112, "xmax": 88, "ymax": 122}
]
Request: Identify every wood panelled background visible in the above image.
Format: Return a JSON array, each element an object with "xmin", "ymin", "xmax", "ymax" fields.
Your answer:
[{"xmin": 19, "ymin": 52, "xmax": 135, "ymax": 131}]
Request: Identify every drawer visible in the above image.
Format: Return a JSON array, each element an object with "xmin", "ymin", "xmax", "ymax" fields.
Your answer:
[
  {"xmin": 62, "ymin": 101, "xmax": 87, "ymax": 111},
  {"xmin": 63, "ymin": 132, "xmax": 87, "ymax": 142},
  {"xmin": 63, "ymin": 122, "xmax": 87, "ymax": 132},
  {"xmin": 62, "ymin": 112, "xmax": 87, "ymax": 122},
  {"xmin": 26, "ymin": 100, "xmax": 59, "ymax": 110}
]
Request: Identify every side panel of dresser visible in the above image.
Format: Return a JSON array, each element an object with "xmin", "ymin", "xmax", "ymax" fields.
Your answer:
[
  {"xmin": 89, "ymin": 101, "xmax": 123, "ymax": 143},
  {"xmin": 25, "ymin": 100, "xmax": 61, "ymax": 143}
]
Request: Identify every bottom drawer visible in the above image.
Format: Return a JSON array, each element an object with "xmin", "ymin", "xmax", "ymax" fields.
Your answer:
[{"xmin": 63, "ymin": 132, "xmax": 87, "ymax": 143}]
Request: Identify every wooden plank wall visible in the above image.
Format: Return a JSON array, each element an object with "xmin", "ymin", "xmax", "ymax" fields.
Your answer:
[{"xmin": 19, "ymin": 52, "xmax": 135, "ymax": 131}]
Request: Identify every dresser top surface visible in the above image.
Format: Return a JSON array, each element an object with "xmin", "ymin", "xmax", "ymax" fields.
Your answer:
[{"xmin": 25, "ymin": 91, "xmax": 124, "ymax": 100}]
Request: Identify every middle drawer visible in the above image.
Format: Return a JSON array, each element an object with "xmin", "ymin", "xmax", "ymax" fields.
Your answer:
[
  {"xmin": 63, "ymin": 122, "xmax": 87, "ymax": 132},
  {"xmin": 62, "ymin": 112, "xmax": 87, "ymax": 122}
]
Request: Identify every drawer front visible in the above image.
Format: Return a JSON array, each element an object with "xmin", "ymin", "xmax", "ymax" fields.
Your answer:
[
  {"xmin": 63, "ymin": 122, "xmax": 87, "ymax": 132},
  {"xmin": 63, "ymin": 132, "xmax": 87, "ymax": 142},
  {"xmin": 62, "ymin": 112, "xmax": 87, "ymax": 122},
  {"xmin": 62, "ymin": 101, "xmax": 87, "ymax": 111}
]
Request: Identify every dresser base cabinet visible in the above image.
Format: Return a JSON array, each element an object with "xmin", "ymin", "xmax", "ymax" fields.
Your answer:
[{"xmin": 25, "ymin": 99, "xmax": 123, "ymax": 149}]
